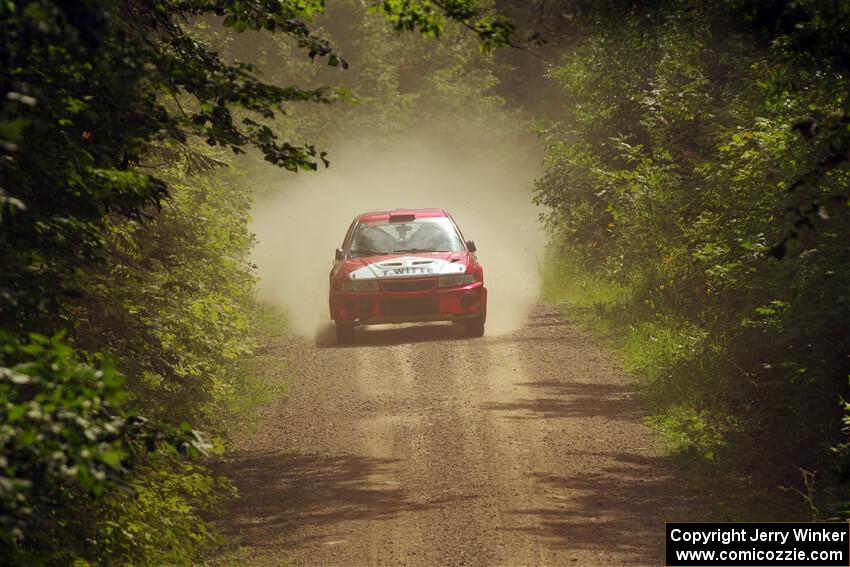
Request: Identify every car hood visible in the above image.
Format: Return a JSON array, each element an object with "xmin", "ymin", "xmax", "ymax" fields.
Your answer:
[{"xmin": 345, "ymin": 252, "xmax": 469, "ymax": 280}]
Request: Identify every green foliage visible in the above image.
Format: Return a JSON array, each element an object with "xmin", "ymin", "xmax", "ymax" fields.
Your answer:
[
  {"xmin": 0, "ymin": 148, "xmax": 261, "ymax": 562},
  {"xmin": 540, "ymin": 248, "xmax": 628, "ymax": 308},
  {"xmin": 90, "ymin": 459, "xmax": 229, "ymax": 566},
  {"xmin": 535, "ymin": 0, "xmax": 850, "ymax": 512},
  {"xmin": 1, "ymin": 0, "xmax": 322, "ymax": 331},
  {"xmin": 0, "ymin": 333, "xmax": 206, "ymax": 565},
  {"xmin": 375, "ymin": 0, "xmax": 517, "ymax": 51},
  {"xmin": 348, "ymin": 3, "xmax": 513, "ymax": 137},
  {"xmin": 646, "ymin": 404, "xmax": 728, "ymax": 462},
  {"xmin": 71, "ymin": 155, "xmax": 258, "ymax": 426}
]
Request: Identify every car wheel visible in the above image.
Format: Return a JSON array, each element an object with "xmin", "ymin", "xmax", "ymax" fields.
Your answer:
[
  {"xmin": 465, "ymin": 317, "xmax": 485, "ymax": 338},
  {"xmin": 335, "ymin": 322, "xmax": 355, "ymax": 344}
]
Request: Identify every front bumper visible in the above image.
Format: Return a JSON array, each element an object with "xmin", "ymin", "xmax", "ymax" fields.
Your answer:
[{"xmin": 330, "ymin": 281, "xmax": 487, "ymax": 326}]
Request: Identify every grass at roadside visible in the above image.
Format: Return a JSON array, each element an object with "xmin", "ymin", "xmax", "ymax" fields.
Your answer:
[
  {"xmin": 221, "ymin": 358, "xmax": 292, "ymax": 439},
  {"xmin": 221, "ymin": 301, "xmax": 292, "ymax": 439},
  {"xmin": 540, "ymin": 251, "xmax": 809, "ymax": 521}
]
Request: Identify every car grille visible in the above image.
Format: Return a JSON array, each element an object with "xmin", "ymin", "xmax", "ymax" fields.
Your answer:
[
  {"xmin": 382, "ymin": 278, "xmax": 436, "ymax": 292},
  {"xmin": 380, "ymin": 297, "xmax": 437, "ymax": 316}
]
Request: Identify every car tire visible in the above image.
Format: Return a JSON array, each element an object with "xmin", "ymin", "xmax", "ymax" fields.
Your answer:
[
  {"xmin": 335, "ymin": 322, "xmax": 355, "ymax": 344},
  {"xmin": 465, "ymin": 317, "xmax": 485, "ymax": 338}
]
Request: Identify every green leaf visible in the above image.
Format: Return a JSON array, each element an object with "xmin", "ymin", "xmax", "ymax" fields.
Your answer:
[
  {"xmin": 99, "ymin": 448, "xmax": 127, "ymax": 470},
  {"xmin": 0, "ymin": 118, "xmax": 26, "ymax": 142}
]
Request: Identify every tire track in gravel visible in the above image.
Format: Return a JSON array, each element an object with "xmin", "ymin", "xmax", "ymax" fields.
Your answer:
[{"xmin": 215, "ymin": 304, "xmax": 705, "ymax": 566}]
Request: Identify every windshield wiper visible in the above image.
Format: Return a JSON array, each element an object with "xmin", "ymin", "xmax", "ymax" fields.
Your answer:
[
  {"xmin": 349, "ymin": 249, "xmax": 384, "ymax": 258},
  {"xmin": 392, "ymin": 248, "xmax": 448, "ymax": 253}
]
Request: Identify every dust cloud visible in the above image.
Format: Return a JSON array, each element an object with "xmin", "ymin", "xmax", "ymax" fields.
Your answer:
[{"xmin": 250, "ymin": 134, "xmax": 543, "ymax": 338}]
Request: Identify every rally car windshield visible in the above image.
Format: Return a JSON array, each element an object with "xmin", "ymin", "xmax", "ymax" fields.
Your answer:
[{"xmin": 349, "ymin": 217, "xmax": 465, "ymax": 258}]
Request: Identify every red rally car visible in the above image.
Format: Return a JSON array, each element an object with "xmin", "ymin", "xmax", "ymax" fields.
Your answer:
[{"xmin": 329, "ymin": 208, "xmax": 487, "ymax": 343}]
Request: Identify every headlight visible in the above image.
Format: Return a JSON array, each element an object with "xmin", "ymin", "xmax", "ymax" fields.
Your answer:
[
  {"xmin": 340, "ymin": 279, "xmax": 379, "ymax": 292},
  {"xmin": 437, "ymin": 274, "xmax": 477, "ymax": 288}
]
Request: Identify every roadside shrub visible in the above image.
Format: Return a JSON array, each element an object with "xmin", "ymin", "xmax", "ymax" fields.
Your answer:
[
  {"xmin": 535, "ymin": 1, "xmax": 850, "ymax": 510},
  {"xmin": 0, "ymin": 332, "xmax": 207, "ymax": 565}
]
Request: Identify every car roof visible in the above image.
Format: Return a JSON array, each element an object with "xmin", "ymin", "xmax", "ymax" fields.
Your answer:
[{"xmin": 357, "ymin": 208, "xmax": 448, "ymax": 222}]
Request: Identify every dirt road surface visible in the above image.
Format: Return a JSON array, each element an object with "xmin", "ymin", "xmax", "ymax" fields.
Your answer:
[{"xmin": 216, "ymin": 305, "xmax": 701, "ymax": 566}]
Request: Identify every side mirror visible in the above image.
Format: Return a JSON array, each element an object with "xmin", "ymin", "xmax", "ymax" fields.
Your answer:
[
  {"xmin": 335, "ymin": 248, "xmax": 343, "ymax": 261},
  {"xmin": 466, "ymin": 240, "xmax": 477, "ymax": 252}
]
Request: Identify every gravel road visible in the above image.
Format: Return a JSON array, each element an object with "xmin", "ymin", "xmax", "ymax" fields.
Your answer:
[{"xmin": 216, "ymin": 304, "xmax": 701, "ymax": 566}]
